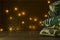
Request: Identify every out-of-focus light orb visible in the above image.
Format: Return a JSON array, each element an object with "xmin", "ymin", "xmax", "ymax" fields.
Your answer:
[
  {"xmin": 39, "ymin": 21, "xmax": 42, "ymax": 24},
  {"xmin": 32, "ymin": 25, "xmax": 36, "ymax": 29},
  {"xmin": 29, "ymin": 25, "xmax": 36, "ymax": 29},
  {"xmin": 48, "ymin": 0, "xmax": 50, "ymax": 4},
  {"xmin": 14, "ymin": 7, "xmax": 18, "ymax": 11},
  {"xmin": 21, "ymin": 21, "xmax": 25, "ymax": 24},
  {"xmin": 18, "ymin": 13, "xmax": 21, "ymax": 16},
  {"xmin": 34, "ymin": 18, "xmax": 38, "ymax": 21},
  {"xmin": 29, "ymin": 25, "xmax": 32, "ymax": 29},
  {"xmin": 44, "ymin": 14, "xmax": 48, "ymax": 17},
  {"xmin": 5, "ymin": 9, "xmax": 9, "ymax": 13},
  {"xmin": 0, "ymin": 28, "xmax": 3, "ymax": 32},
  {"xmin": 29, "ymin": 17, "xmax": 32, "ymax": 21},
  {"xmin": 22, "ymin": 12, "xmax": 25, "ymax": 15},
  {"xmin": 16, "ymin": 27, "xmax": 20, "ymax": 31},
  {"xmin": 10, "ymin": 16, "xmax": 13, "ymax": 20},
  {"xmin": 9, "ymin": 27, "xmax": 13, "ymax": 32}
]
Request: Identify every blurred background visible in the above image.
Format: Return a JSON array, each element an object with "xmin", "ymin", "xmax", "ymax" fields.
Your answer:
[{"xmin": 0, "ymin": 0, "xmax": 57, "ymax": 32}]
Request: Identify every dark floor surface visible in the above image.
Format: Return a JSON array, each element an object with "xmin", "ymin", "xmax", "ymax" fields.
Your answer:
[{"xmin": 0, "ymin": 31, "xmax": 60, "ymax": 40}]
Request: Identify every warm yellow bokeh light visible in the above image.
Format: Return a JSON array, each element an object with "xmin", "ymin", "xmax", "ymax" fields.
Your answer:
[
  {"xmin": 0, "ymin": 28, "xmax": 3, "ymax": 32},
  {"xmin": 22, "ymin": 12, "xmax": 25, "ymax": 15},
  {"xmin": 14, "ymin": 7, "xmax": 18, "ymax": 11},
  {"xmin": 34, "ymin": 18, "xmax": 38, "ymax": 21},
  {"xmin": 9, "ymin": 27, "xmax": 13, "ymax": 32},
  {"xmin": 16, "ymin": 27, "xmax": 20, "ymax": 31},
  {"xmin": 39, "ymin": 21, "xmax": 42, "ymax": 24},
  {"xmin": 29, "ymin": 17, "xmax": 32, "ymax": 21},
  {"xmin": 5, "ymin": 10, "xmax": 9, "ymax": 13},
  {"xmin": 44, "ymin": 14, "xmax": 48, "ymax": 17},
  {"xmin": 32, "ymin": 26, "xmax": 36, "ymax": 29},
  {"xmin": 29, "ymin": 25, "xmax": 36, "ymax": 29},
  {"xmin": 48, "ymin": 0, "xmax": 50, "ymax": 3},
  {"xmin": 29, "ymin": 25, "xmax": 32, "ymax": 29},
  {"xmin": 18, "ymin": 13, "xmax": 21, "ymax": 16},
  {"xmin": 10, "ymin": 16, "xmax": 13, "ymax": 20},
  {"xmin": 21, "ymin": 21, "xmax": 25, "ymax": 24}
]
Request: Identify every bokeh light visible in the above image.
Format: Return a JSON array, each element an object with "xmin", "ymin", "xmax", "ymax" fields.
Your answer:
[
  {"xmin": 39, "ymin": 21, "xmax": 42, "ymax": 24},
  {"xmin": 21, "ymin": 21, "xmax": 25, "ymax": 24},
  {"xmin": 16, "ymin": 27, "xmax": 20, "ymax": 31},
  {"xmin": 32, "ymin": 25, "xmax": 36, "ymax": 29},
  {"xmin": 18, "ymin": 13, "xmax": 21, "ymax": 16},
  {"xmin": 9, "ymin": 27, "xmax": 13, "ymax": 32},
  {"xmin": 9, "ymin": 16, "xmax": 13, "ymax": 20},
  {"xmin": 22, "ymin": 12, "xmax": 25, "ymax": 15},
  {"xmin": 34, "ymin": 18, "xmax": 38, "ymax": 21},
  {"xmin": 29, "ymin": 17, "xmax": 33, "ymax": 21},
  {"xmin": 5, "ymin": 9, "xmax": 9, "ymax": 13},
  {"xmin": 44, "ymin": 14, "xmax": 48, "ymax": 17},
  {"xmin": 0, "ymin": 28, "xmax": 3, "ymax": 32},
  {"xmin": 48, "ymin": 0, "xmax": 50, "ymax": 4},
  {"xmin": 29, "ymin": 25, "xmax": 32, "ymax": 29},
  {"xmin": 14, "ymin": 7, "xmax": 18, "ymax": 11}
]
